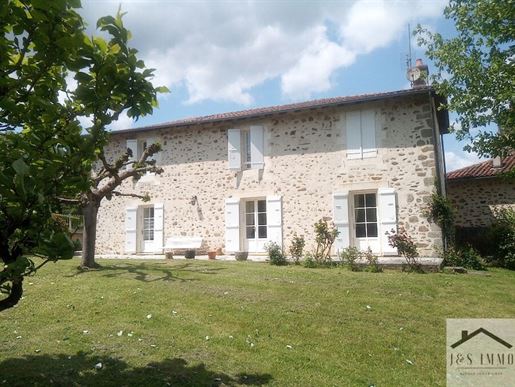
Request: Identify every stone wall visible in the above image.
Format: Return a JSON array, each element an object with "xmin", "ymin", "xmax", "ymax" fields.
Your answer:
[
  {"xmin": 96, "ymin": 94, "xmax": 444, "ymax": 257},
  {"xmin": 447, "ymin": 178, "xmax": 515, "ymax": 227}
]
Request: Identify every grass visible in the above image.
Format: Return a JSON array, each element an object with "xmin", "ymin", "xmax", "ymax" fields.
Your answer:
[{"xmin": 1, "ymin": 259, "xmax": 514, "ymax": 386}]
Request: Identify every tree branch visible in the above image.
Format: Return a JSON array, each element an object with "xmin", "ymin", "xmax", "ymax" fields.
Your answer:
[{"xmin": 111, "ymin": 191, "xmax": 149, "ymax": 200}]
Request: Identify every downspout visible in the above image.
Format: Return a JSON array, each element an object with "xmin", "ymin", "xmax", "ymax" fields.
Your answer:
[
  {"xmin": 428, "ymin": 89, "xmax": 445, "ymax": 196},
  {"xmin": 428, "ymin": 89, "xmax": 448, "ymax": 251}
]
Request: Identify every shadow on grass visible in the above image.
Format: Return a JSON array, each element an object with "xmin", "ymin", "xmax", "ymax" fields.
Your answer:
[
  {"xmin": 0, "ymin": 351, "xmax": 273, "ymax": 386},
  {"xmin": 68, "ymin": 261, "xmax": 226, "ymax": 283}
]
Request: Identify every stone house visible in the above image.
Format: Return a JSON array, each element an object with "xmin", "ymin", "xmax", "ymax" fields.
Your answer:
[
  {"xmin": 447, "ymin": 153, "xmax": 515, "ymax": 228},
  {"xmin": 95, "ymin": 86, "xmax": 449, "ymax": 259}
]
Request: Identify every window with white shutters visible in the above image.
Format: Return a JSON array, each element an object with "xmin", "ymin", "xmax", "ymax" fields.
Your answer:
[
  {"xmin": 126, "ymin": 137, "xmax": 160, "ymax": 172},
  {"xmin": 227, "ymin": 126, "xmax": 264, "ymax": 170},
  {"xmin": 346, "ymin": 110, "xmax": 377, "ymax": 159}
]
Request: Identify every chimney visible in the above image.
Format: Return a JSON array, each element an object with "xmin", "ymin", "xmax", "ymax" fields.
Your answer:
[
  {"xmin": 492, "ymin": 156, "xmax": 502, "ymax": 168},
  {"xmin": 462, "ymin": 330, "xmax": 469, "ymax": 340},
  {"xmin": 412, "ymin": 58, "xmax": 429, "ymax": 88}
]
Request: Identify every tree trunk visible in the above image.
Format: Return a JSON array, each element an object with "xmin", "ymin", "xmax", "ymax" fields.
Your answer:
[{"xmin": 81, "ymin": 200, "xmax": 100, "ymax": 268}]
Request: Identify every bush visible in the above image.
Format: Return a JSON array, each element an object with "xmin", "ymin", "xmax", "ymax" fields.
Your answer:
[
  {"xmin": 386, "ymin": 228, "xmax": 422, "ymax": 272},
  {"xmin": 489, "ymin": 208, "xmax": 515, "ymax": 270},
  {"xmin": 265, "ymin": 242, "xmax": 287, "ymax": 266},
  {"xmin": 313, "ymin": 219, "xmax": 339, "ymax": 264},
  {"xmin": 363, "ymin": 247, "xmax": 382, "ymax": 273},
  {"xmin": 339, "ymin": 247, "xmax": 382, "ymax": 272},
  {"xmin": 424, "ymin": 193, "xmax": 455, "ymax": 246},
  {"xmin": 442, "ymin": 246, "xmax": 485, "ymax": 270},
  {"xmin": 303, "ymin": 253, "xmax": 318, "ymax": 268},
  {"xmin": 339, "ymin": 247, "xmax": 361, "ymax": 271},
  {"xmin": 288, "ymin": 233, "xmax": 305, "ymax": 264}
]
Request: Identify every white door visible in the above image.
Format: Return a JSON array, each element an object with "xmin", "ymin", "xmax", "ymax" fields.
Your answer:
[
  {"xmin": 352, "ymin": 192, "xmax": 380, "ymax": 253},
  {"xmin": 142, "ymin": 206, "xmax": 155, "ymax": 253},
  {"xmin": 244, "ymin": 199, "xmax": 267, "ymax": 252}
]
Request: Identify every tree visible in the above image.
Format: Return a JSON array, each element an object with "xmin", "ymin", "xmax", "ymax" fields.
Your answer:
[
  {"xmin": 415, "ymin": 0, "xmax": 514, "ymax": 164},
  {"xmin": 0, "ymin": 0, "xmax": 166, "ymax": 311},
  {"xmin": 66, "ymin": 11, "xmax": 166, "ymax": 269}
]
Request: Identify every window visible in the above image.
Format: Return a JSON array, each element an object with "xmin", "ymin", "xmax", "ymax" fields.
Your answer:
[
  {"xmin": 245, "ymin": 199, "xmax": 267, "ymax": 239},
  {"xmin": 228, "ymin": 126, "xmax": 264, "ymax": 170},
  {"xmin": 143, "ymin": 206, "xmax": 154, "ymax": 241},
  {"xmin": 346, "ymin": 110, "xmax": 377, "ymax": 159},
  {"xmin": 242, "ymin": 130, "xmax": 252, "ymax": 169},
  {"xmin": 354, "ymin": 193, "xmax": 378, "ymax": 238},
  {"xmin": 126, "ymin": 137, "xmax": 159, "ymax": 171}
]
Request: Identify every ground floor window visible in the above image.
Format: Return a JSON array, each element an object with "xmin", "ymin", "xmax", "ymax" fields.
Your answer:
[
  {"xmin": 353, "ymin": 192, "xmax": 378, "ymax": 238},
  {"xmin": 143, "ymin": 206, "xmax": 155, "ymax": 242},
  {"xmin": 245, "ymin": 199, "xmax": 267, "ymax": 239}
]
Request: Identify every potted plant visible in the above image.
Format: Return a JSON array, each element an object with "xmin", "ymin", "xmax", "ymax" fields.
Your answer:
[
  {"xmin": 208, "ymin": 251, "xmax": 216, "ymax": 260},
  {"xmin": 185, "ymin": 249, "xmax": 195, "ymax": 259},
  {"xmin": 235, "ymin": 251, "xmax": 248, "ymax": 261}
]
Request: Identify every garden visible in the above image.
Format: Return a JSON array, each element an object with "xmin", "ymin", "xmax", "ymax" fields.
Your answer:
[{"xmin": 1, "ymin": 258, "xmax": 514, "ymax": 386}]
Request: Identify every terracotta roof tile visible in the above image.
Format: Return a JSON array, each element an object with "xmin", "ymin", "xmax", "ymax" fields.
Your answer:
[
  {"xmin": 113, "ymin": 87, "xmax": 438, "ymax": 134},
  {"xmin": 447, "ymin": 153, "xmax": 515, "ymax": 180}
]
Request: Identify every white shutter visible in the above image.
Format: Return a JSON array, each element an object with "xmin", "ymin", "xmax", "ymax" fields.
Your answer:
[
  {"xmin": 125, "ymin": 206, "xmax": 138, "ymax": 253},
  {"xmin": 378, "ymin": 188, "xmax": 397, "ymax": 255},
  {"xmin": 266, "ymin": 196, "xmax": 282, "ymax": 246},
  {"xmin": 361, "ymin": 110, "xmax": 377, "ymax": 158},
  {"xmin": 333, "ymin": 192, "xmax": 350, "ymax": 252},
  {"xmin": 227, "ymin": 129, "xmax": 241, "ymax": 170},
  {"xmin": 153, "ymin": 203, "xmax": 164, "ymax": 253},
  {"xmin": 126, "ymin": 139, "xmax": 138, "ymax": 170},
  {"xmin": 225, "ymin": 198, "xmax": 240, "ymax": 252},
  {"xmin": 250, "ymin": 125, "xmax": 264, "ymax": 169},
  {"xmin": 346, "ymin": 111, "xmax": 362, "ymax": 159}
]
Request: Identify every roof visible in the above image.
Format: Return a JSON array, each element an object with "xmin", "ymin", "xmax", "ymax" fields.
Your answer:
[
  {"xmin": 112, "ymin": 86, "xmax": 448, "ymax": 134},
  {"xmin": 447, "ymin": 153, "xmax": 515, "ymax": 180}
]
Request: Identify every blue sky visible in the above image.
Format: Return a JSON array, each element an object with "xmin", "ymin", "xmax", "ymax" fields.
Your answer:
[{"xmin": 80, "ymin": 0, "xmax": 484, "ymax": 171}]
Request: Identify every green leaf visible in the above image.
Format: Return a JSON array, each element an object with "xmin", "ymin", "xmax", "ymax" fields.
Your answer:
[
  {"xmin": 93, "ymin": 36, "xmax": 107, "ymax": 53},
  {"xmin": 155, "ymin": 86, "xmax": 170, "ymax": 94},
  {"xmin": 12, "ymin": 158, "xmax": 29, "ymax": 176}
]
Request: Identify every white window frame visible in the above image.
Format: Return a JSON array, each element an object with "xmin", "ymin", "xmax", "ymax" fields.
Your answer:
[
  {"xmin": 352, "ymin": 191, "xmax": 379, "ymax": 239},
  {"xmin": 244, "ymin": 198, "xmax": 268, "ymax": 241},
  {"xmin": 142, "ymin": 206, "xmax": 155, "ymax": 242},
  {"xmin": 241, "ymin": 130, "xmax": 252, "ymax": 170},
  {"xmin": 350, "ymin": 190, "xmax": 380, "ymax": 253}
]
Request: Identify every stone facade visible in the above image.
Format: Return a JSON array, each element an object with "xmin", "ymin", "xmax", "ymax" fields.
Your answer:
[
  {"xmin": 96, "ymin": 93, "xmax": 445, "ymax": 257},
  {"xmin": 447, "ymin": 178, "xmax": 515, "ymax": 227}
]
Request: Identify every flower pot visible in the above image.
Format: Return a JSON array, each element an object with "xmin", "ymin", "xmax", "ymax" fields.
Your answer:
[
  {"xmin": 185, "ymin": 249, "xmax": 195, "ymax": 259},
  {"xmin": 235, "ymin": 251, "xmax": 248, "ymax": 261},
  {"xmin": 208, "ymin": 251, "xmax": 216, "ymax": 260}
]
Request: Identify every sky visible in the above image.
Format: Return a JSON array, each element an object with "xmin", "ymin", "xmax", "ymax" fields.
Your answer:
[{"xmin": 79, "ymin": 0, "xmax": 485, "ymax": 172}]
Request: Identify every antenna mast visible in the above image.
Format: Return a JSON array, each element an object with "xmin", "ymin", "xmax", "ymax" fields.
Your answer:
[{"xmin": 406, "ymin": 23, "xmax": 413, "ymax": 86}]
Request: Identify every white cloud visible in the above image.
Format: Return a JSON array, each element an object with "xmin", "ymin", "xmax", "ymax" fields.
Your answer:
[
  {"xmin": 79, "ymin": 0, "xmax": 446, "ymax": 104},
  {"xmin": 109, "ymin": 111, "xmax": 134, "ymax": 131},
  {"xmin": 445, "ymin": 151, "xmax": 482, "ymax": 172},
  {"xmin": 281, "ymin": 26, "xmax": 356, "ymax": 99}
]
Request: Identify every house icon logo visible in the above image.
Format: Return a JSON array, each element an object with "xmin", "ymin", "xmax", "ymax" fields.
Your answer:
[
  {"xmin": 451, "ymin": 328, "xmax": 513, "ymax": 349},
  {"xmin": 446, "ymin": 319, "xmax": 515, "ymax": 386}
]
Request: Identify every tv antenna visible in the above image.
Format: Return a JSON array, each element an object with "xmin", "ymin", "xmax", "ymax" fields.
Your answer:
[{"xmin": 405, "ymin": 23, "xmax": 421, "ymax": 85}]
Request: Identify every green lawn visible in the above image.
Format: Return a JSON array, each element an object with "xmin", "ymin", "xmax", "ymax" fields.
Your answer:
[{"xmin": 1, "ymin": 259, "xmax": 514, "ymax": 386}]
